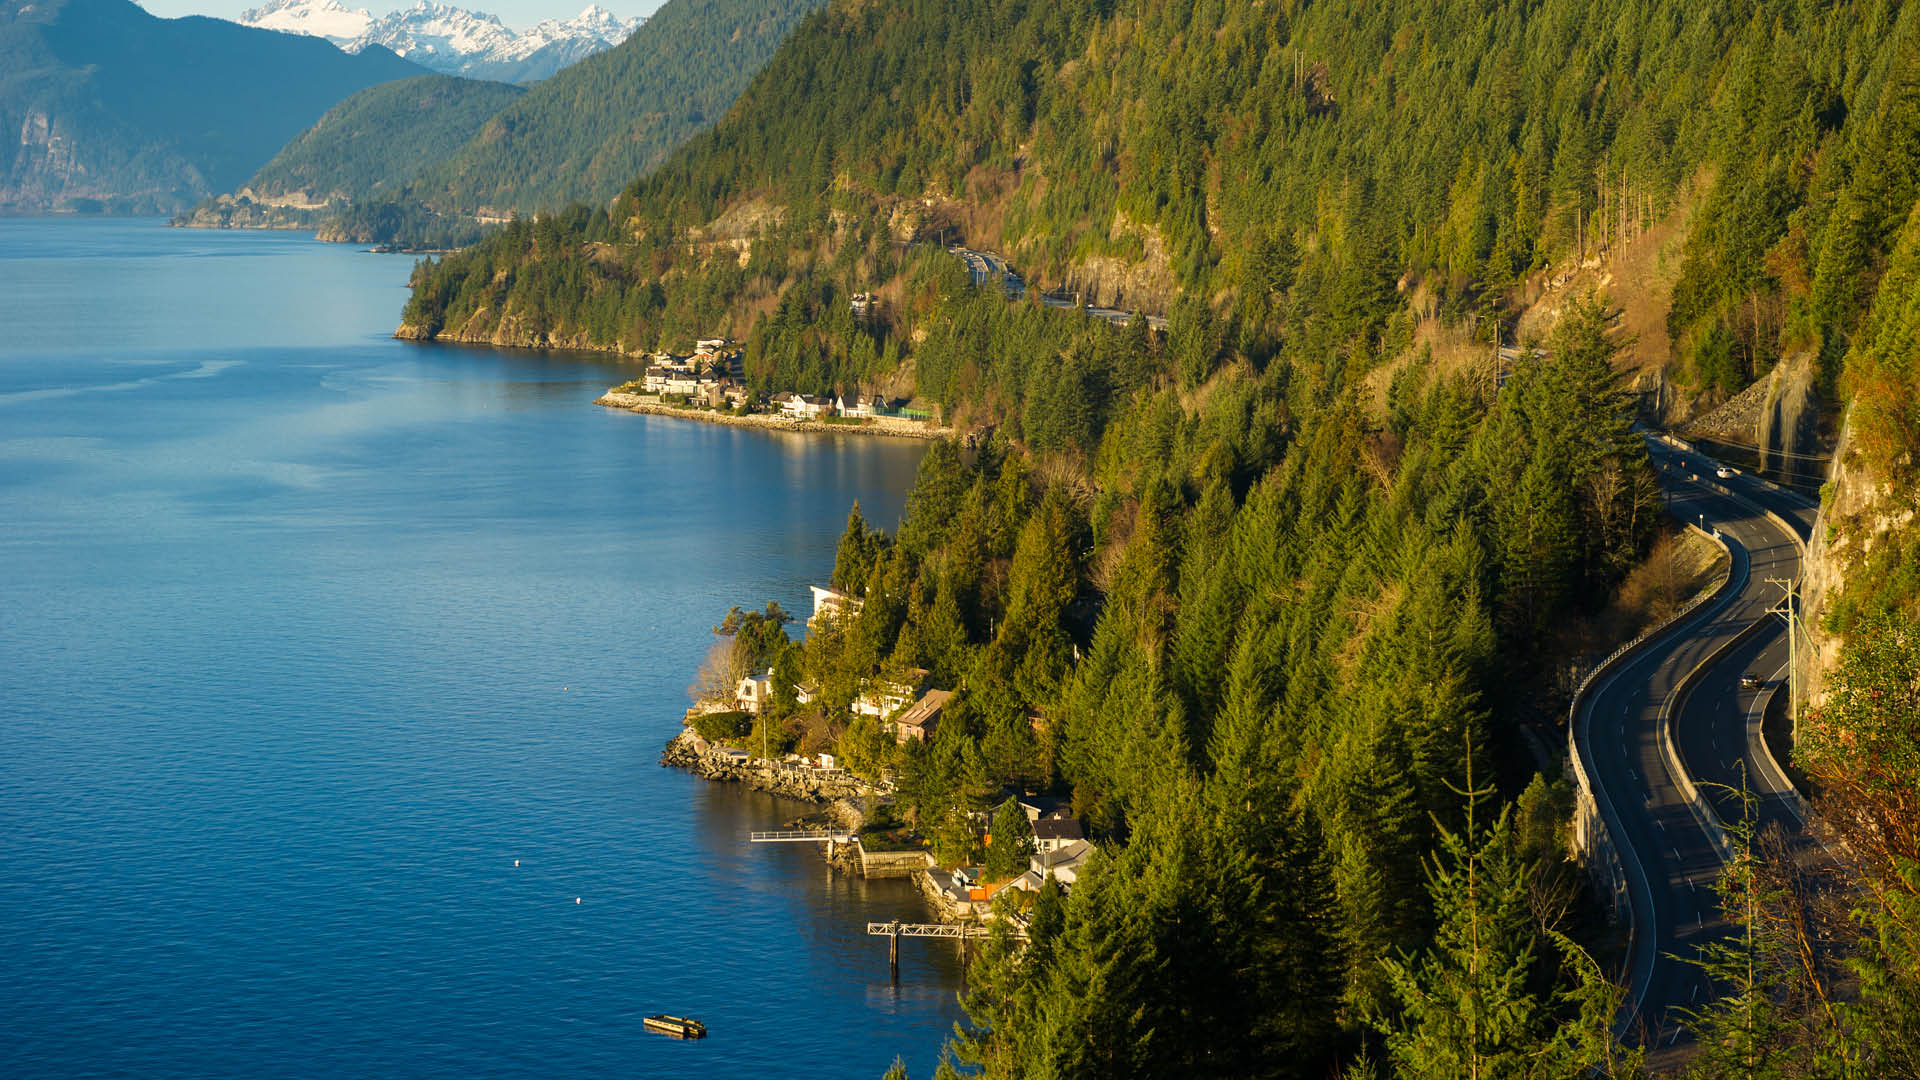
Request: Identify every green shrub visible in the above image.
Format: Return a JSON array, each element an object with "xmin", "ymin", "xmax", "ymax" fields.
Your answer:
[{"xmin": 690, "ymin": 710, "xmax": 752, "ymax": 742}]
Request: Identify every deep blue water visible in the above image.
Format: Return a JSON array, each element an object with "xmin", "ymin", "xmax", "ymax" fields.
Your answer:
[{"xmin": 0, "ymin": 219, "xmax": 963, "ymax": 1079}]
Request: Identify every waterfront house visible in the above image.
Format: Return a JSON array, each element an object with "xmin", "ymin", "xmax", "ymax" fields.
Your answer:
[
  {"xmin": 853, "ymin": 667, "xmax": 931, "ymax": 718},
  {"xmin": 1025, "ymin": 838, "xmax": 1095, "ymax": 889},
  {"xmin": 886, "ymin": 688, "xmax": 953, "ymax": 743},
  {"xmin": 735, "ymin": 668, "xmax": 775, "ymax": 714},
  {"xmin": 664, "ymin": 370, "xmax": 700, "ymax": 397},
  {"xmin": 809, "ymin": 585, "xmax": 863, "ymax": 627}
]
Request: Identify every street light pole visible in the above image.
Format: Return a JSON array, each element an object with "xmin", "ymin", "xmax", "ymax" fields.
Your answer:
[{"xmin": 1768, "ymin": 577, "xmax": 1802, "ymax": 747}]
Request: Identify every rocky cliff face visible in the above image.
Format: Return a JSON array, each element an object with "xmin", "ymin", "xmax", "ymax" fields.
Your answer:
[
  {"xmin": 1798, "ymin": 411, "xmax": 1919, "ymax": 703},
  {"xmin": 1757, "ymin": 352, "xmax": 1825, "ymax": 490}
]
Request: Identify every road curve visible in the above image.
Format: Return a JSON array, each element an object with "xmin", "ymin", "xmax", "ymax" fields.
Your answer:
[{"xmin": 1576, "ymin": 438, "xmax": 1814, "ymax": 1055}]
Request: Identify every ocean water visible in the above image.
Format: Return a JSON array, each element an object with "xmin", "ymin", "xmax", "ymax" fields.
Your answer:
[{"xmin": 0, "ymin": 219, "xmax": 964, "ymax": 1079}]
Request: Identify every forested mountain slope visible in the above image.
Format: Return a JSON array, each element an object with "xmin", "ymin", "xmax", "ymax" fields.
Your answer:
[
  {"xmin": 400, "ymin": 0, "xmax": 1917, "ymax": 421},
  {"xmin": 0, "ymin": 0, "xmax": 425, "ymax": 213},
  {"xmin": 175, "ymin": 74, "xmax": 524, "ymax": 230},
  {"xmin": 387, "ymin": 0, "xmax": 825, "ymax": 221},
  {"xmin": 399, "ymin": 0, "xmax": 1920, "ymax": 1074}
]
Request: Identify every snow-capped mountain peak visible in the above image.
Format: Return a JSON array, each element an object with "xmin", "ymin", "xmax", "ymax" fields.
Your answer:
[
  {"xmin": 238, "ymin": 0, "xmax": 375, "ymax": 45},
  {"xmin": 235, "ymin": 0, "xmax": 643, "ymax": 82}
]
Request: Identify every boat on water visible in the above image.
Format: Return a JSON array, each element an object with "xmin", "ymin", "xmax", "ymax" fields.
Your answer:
[{"xmin": 642, "ymin": 1014, "xmax": 707, "ymax": 1039}]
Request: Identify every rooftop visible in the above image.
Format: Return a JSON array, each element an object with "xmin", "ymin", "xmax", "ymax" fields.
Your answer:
[
  {"xmin": 1034, "ymin": 816, "xmax": 1085, "ymax": 842},
  {"xmin": 893, "ymin": 688, "xmax": 954, "ymax": 729}
]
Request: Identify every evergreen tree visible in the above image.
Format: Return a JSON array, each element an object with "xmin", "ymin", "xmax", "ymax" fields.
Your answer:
[
  {"xmin": 1375, "ymin": 774, "xmax": 1606, "ymax": 1080},
  {"xmin": 833, "ymin": 500, "xmax": 880, "ymax": 592},
  {"xmin": 985, "ymin": 798, "xmax": 1036, "ymax": 880}
]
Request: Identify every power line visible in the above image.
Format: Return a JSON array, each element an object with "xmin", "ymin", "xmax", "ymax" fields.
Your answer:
[{"xmin": 1681, "ymin": 434, "xmax": 1833, "ymax": 463}]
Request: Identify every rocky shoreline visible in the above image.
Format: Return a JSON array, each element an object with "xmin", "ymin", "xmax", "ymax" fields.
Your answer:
[
  {"xmin": 595, "ymin": 391, "xmax": 954, "ymax": 441},
  {"xmin": 658, "ymin": 728, "xmax": 879, "ymax": 802}
]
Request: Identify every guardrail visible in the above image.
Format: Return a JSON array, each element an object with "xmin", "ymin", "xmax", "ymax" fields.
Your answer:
[
  {"xmin": 1567, "ymin": 521, "xmax": 1745, "ymax": 1036},
  {"xmin": 1655, "ymin": 433, "xmax": 1811, "ymax": 814},
  {"xmin": 1658, "ymin": 581, "xmax": 1773, "ymax": 866},
  {"xmin": 1750, "ymin": 664, "xmax": 1808, "ymax": 826},
  {"xmin": 1567, "ymin": 523, "xmax": 1738, "ymax": 908}
]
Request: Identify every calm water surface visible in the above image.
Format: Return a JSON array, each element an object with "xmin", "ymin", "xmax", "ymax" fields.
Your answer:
[{"xmin": 0, "ymin": 219, "xmax": 964, "ymax": 1078}]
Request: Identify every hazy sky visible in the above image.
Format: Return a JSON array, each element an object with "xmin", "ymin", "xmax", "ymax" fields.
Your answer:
[{"xmin": 137, "ymin": 0, "xmax": 664, "ymax": 33}]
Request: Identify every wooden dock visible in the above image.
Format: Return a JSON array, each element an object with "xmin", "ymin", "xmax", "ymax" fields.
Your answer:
[
  {"xmin": 749, "ymin": 829, "xmax": 851, "ymax": 844},
  {"xmin": 866, "ymin": 920, "xmax": 990, "ymax": 978}
]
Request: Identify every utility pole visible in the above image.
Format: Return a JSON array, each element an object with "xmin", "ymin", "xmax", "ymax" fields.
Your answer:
[{"xmin": 1767, "ymin": 577, "xmax": 1803, "ymax": 746}]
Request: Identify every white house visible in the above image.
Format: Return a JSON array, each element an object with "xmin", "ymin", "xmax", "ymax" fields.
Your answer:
[
  {"xmin": 779, "ymin": 394, "xmax": 834, "ymax": 420},
  {"xmin": 735, "ymin": 668, "xmax": 775, "ymax": 714},
  {"xmin": 853, "ymin": 668, "xmax": 930, "ymax": 718},
  {"xmin": 1032, "ymin": 838, "xmax": 1095, "ymax": 885},
  {"xmin": 1032, "ymin": 815, "xmax": 1086, "ymax": 854},
  {"xmin": 809, "ymin": 585, "xmax": 863, "ymax": 626}
]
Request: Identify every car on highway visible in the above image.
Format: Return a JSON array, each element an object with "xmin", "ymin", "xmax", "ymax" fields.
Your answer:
[
  {"xmin": 1717, "ymin": 466, "xmax": 1736, "ymax": 478},
  {"xmin": 1740, "ymin": 672, "xmax": 1761, "ymax": 689}
]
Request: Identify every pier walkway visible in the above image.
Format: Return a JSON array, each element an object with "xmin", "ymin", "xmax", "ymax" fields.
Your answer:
[{"xmin": 749, "ymin": 829, "xmax": 851, "ymax": 844}]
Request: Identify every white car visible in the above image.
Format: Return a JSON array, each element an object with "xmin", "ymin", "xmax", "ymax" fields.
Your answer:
[{"xmin": 1716, "ymin": 466, "xmax": 1735, "ymax": 479}]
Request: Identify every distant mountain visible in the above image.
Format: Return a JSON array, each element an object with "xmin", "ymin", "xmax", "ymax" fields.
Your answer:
[
  {"xmin": 0, "ymin": 0, "xmax": 425, "ymax": 214},
  {"xmin": 174, "ymin": 74, "xmax": 523, "ymax": 231},
  {"xmin": 191, "ymin": 0, "xmax": 823, "ymax": 244},
  {"xmin": 237, "ymin": 0, "xmax": 641, "ymax": 83},
  {"xmin": 400, "ymin": 0, "xmax": 824, "ymax": 219}
]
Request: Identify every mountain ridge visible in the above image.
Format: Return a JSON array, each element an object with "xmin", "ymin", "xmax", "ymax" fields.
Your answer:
[
  {"xmin": 236, "ymin": 0, "xmax": 641, "ymax": 83},
  {"xmin": 2, "ymin": 0, "xmax": 426, "ymax": 213}
]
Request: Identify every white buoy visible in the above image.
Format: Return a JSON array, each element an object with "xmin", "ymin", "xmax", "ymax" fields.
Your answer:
[
  {"xmin": 514, "ymin": 860, "xmax": 520, "ymax": 867},
  {"xmin": 575, "ymin": 897, "xmax": 582, "ymax": 905}
]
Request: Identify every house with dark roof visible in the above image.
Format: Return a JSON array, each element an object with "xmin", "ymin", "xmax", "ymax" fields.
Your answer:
[{"xmin": 1033, "ymin": 815, "xmax": 1086, "ymax": 854}]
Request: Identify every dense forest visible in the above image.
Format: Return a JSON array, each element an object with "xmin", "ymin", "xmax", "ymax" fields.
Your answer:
[
  {"xmin": 395, "ymin": 0, "xmax": 1920, "ymax": 1074},
  {"xmin": 179, "ymin": 0, "xmax": 825, "ymax": 243},
  {"xmin": 172, "ymin": 74, "xmax": 524, "ymax": 231}
]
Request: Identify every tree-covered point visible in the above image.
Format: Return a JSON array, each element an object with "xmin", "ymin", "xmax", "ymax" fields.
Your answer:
[
  {"xmin": 231, "ymin": 75, "xmax": 525, "ymax": 206},
  {"xmin": 709, "ymin": 298, "xmax": 1654, "ymax": 1074}
]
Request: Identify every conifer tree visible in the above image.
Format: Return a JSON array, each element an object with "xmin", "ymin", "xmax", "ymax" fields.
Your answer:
[
  {"xmin": 1676, "ymin": 790, "xmax": 1797, "ymax": 1080},
  {"xmin": 833, "ymin": 500, "xmax": 879, "ymax": 592},
  {"xmin": 1375, "ymin": 764, "xmax": 1596, "ymax": 1080},
  {"xmin": 985, "ymin": 797, "xmax": 1035, "ymax": 880}
]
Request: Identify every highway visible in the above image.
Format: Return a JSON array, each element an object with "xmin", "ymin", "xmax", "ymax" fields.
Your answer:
[
  {"xmin": 948, "ymin": 246, "xmax": 1170, "ymax": 330},
  {"xmin": 1575, "ymin": 437, "xmax": 1819, "ymax": 1058}
]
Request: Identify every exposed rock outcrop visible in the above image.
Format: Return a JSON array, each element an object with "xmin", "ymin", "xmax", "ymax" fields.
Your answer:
[{"xmin": 658, "ymin": 728, "xmax": 879, "ymax": 803}]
